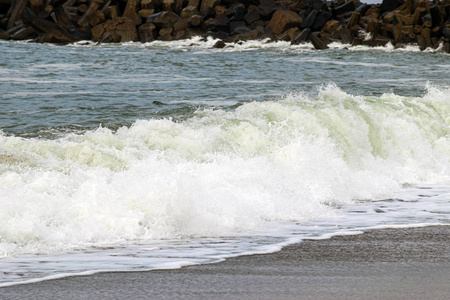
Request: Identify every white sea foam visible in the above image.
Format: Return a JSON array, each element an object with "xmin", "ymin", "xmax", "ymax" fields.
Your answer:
[
  {"xmin": 1, "ymin": 84, "xmax": 449, "ymax": 262},
  {"xmin": 68, "ymin": 36, "xmax": 450, "ymax": 54}
]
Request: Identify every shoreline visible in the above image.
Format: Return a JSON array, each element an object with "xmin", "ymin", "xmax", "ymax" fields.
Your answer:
[
  {"xmin": 2, "ymin": 225, "xmax": 450, "ymax": 299},
  {"xmin": 1, "ymin": 0, "xmax": 449, "ymax": 52}
]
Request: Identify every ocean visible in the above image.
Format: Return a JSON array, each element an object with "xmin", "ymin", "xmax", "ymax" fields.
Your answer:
[{"xmin": 1, "ymin": 38, "xmax": 449, "ymax": 286}]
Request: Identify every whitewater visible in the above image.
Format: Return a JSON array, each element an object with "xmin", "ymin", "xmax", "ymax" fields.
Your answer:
[{"xmin": 0, "ymin": 38, "xmax": 449, "ymax": 286}]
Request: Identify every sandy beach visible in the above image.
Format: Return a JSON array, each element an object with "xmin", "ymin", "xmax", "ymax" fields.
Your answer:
[{"xmin": 2, "ymin": 226, "xmax": 449, "ymax": 300}]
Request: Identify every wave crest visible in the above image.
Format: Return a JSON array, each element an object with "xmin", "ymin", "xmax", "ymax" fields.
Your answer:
[{"xmin": 1, "ymin": 84, "xmax": 449, "ymax": 257}]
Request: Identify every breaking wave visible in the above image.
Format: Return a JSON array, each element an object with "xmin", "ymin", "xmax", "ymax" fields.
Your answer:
[{"xmin": 1, "ymin": 84, "xmax": 449, "ymax": 258}]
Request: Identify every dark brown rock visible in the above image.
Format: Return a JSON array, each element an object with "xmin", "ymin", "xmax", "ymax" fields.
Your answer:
[
  {"xmin": 248, "ymin": 20, "xmax": 265, "ymax": 30},
  {"xmin": 422, "ymin": 14, "xmax": 432, "ymax": 28},
  {"xmin": 417, "ymin": 27, "xmax": 432, "ymax": 50},
  {"xmin": 161, "ymin": 0, "xmax": 174, "ymax": 11},
  {"xmin": 106, "ymin": 5, "xmax": 120, "ymax": 20},
  {"xmin": 291, "ymin": 28, "xmax": 311, "ymax": 45},
  {"xmin": 7, "ymin": 24, "xmax": 37, "ymax": 40},
  {"xmin": 356, "ymin": 4, "xmax": 371, "ymax": 16},
  {"xmin": 207, "ymin": 30, "xmax": 229, "ymax": 40},
  {"xmin": 268, "ymin": 9, "xmax": 302, "ymax": 35},
  {"xmin": 340, "ymin": 28, "xmax": 354, "ymax": 44},
  {"xmin": 352, "ymin": 37, "xmax": 362, "ymax": 46},
  {"xmin": 0, "ymin": 28, "xmax": 10, "ymax": 40},
  {"xmin": 322, "ymin": 20, "xmax": 340, "ymax": 34},
  {"xmin": 313, "ymin": 10, "xmax": 332, "ymax": 31},
  {"xmin": 180, "ymin": 6, "xmax": 199, "ymax": 19},
  {"xmin": 286, "ymin": 27, "xmax": 302, "ymax": 39},
  {"xmin": 379, "ymin": 0, "xmax": 403, "ymax": 15},
  {"xmin": 184, "ymin": 27, "xmax": 205, "ymax": 39},
  {"xmin": 213, "ymin": 39, "xmax": 225, "ymax": 48},
  {"xmin": 367, "ymin": 19, "xmax": 381, "ymax": 36},
  {"xmin": 89, "ymin": 10, "xmax": 106, "ymax": 28},
  {"xmin": 346, "ymin": 11, "xmax": 361, "ymax": 29},
  {"xmin": 229, "ymin": 5, "xmax": 247, "ymax": 22},
  {"xmin": 208, "ymin": 14, "xmax": 229, "ymax": 32},
  {"xmin": 159, "ymin": 32, "xmax": 173, "ymax": 41},
  {"xmin": 7, "ymin": 0, "xmax": 28, "ymax": 29},
  {"xmin": 21, "ymin": 7, "xmax": 75, "ymax": 43},
  {"xmin": 332, "ymin": 1, "xmax": 356, "ymax": 17},
  {"xmin": 187, "ymin": 0, "xmax": 200, "ymax": 8},
  {"xmin": 124, "ymin": 0, "xmax": 142, "ymax": 25},
  {"xmin": 173, "ymin": 0, "xmax": 185, "ymax": 14},
  {"xmin": 190, "ymin": 14, "xmax": 203, "ymax": 27},
  {"xmin": 174, "ymin": 19, "xmax": 191, "ymax": 32},
  {"xmin": 443, "ymin": 28, "xmax": 450, "ymax": 39},
  {"xmin": 200, "ymin": 0, "xmax": 220, "ymax": 16},
  {"xmin": 92, "ymin": 17, "xmax": 138, "ymax": 43},
  {"xmin": 429, "ymin": 4, "xmax": 442, "ymax": 28},
  {"xmin": 310, "ymin": 31, "xmax": 329, "ymax": 49},
  {"xmin": 77, "ymin": 2, "xmax": 99, "ymax": 28},
  {"xmin": 364, "ymin": 5, "xmax": 379, "ymax": 18},
  {"xmin": 138, "ymin": 22, "xmax": 157, "ymax": 43},
  {"xmin": 235, "ymin": 29, "xmax": 259, "ymax": 41},
  {"xmin": 258, "ymin": 0, "xmax": 276, "ymax": 19},
  {"xmin": 244, "ymin": 8, "xmax": 260, "ymax": 25},
  {"xmin": 392, "ymin": 24, "xmax": 415, "ymax": 44},
  {"xmin": 360, "ymin": 38, "xmax": 391, "ymax": 47},
  {"xmin": 54, "ymin": 6, "xmax": 75, "ymax": 29},
  {"xmin": 159, "ymin": 27, "xmax": 173, "ymax": 36},
  {"xmin": 173, "ymin": 30, "xmax": 185, "ymax": 40},
  {"xmin": 300, "ymin": 10, "xmax": 317, "ymax": 30},
  {"xmin": 138, "ymin": 9, "xmax": 156, "ymax": 19},
  {"xmin": 412, "ymin": 7, "xmax": 427, "ymax": 26},
  {"xmin": 230, "ymin": 21, "xmax": 250, "ymax": 35},
  {"xmin": 147, "ymin": 11, "xmax": 181, "ymax": 28},
  {"xmin": 305, "ymin": 0, "xmax": 327, "ymax": 11},
  {"xmin": 215, "ymin": 5, "xmax": 227, "ymax": 16},
  {"xmin": 443, "ymin": 42, "xmax": 450, "ymax": 53}
]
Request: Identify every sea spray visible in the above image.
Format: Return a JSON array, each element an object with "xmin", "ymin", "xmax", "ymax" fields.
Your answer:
[{"xmin": 1, "ymin": 85, "xmax": 449, "ymax": 259}]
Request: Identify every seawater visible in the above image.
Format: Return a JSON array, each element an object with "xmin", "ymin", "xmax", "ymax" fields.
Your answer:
[{"xmin": 1, "ymin": 38, "xmax": 449, "ymax": 286}]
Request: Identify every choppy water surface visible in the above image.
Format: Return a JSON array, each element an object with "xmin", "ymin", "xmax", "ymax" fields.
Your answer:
[{"xmin": 0, "ymin": 38, "xmax": 449, "ymax": 286}]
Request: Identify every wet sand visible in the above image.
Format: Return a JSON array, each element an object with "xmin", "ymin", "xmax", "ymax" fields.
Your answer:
[{"xmin": 2, "ymin": 226, "xmax": 450, "ymax": 300}]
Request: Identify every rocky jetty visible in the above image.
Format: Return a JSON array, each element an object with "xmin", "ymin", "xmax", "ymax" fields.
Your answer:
[{"xmin": 0, "ymin": 0, "xmax": 449, "ymax": 51}]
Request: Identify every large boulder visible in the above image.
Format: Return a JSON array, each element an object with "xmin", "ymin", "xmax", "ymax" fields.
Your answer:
[
  {"xmin": 92, "ymin": 17, "xmax": 138, "ymax": 42},
  {"xmin": 379, "ymin": 0, "xmax": 403, "ymax": 14},
  {"xmin": 258, "ymin": 0, "xmax": 277, "ymax": 18},
  {"xmin": 123, "ymin": 0, "xmax": 142, "ymax": 25},
  {"xmin": 147, "ymin": 11, "xmax": 181, "ymax": 28},
  {"xmin": 235, "ymin": 29, "xmax": 260, "ymax": 41},
  {"xmin": 332, "ymin": 1, "xmax": 356, "ymax": 17},
  {"xmin": 21, "ymin": 7, "xmax": 75, "ymax": 43},
  {"xmin": 313, "ymin": 10, "xmax": 332, "ymax": 31},
  {"xmin": 180, "ymin": 6, "xmax": 199, "ymax": 19},
  {"xmin": 322, "ymin": 20, "xmax": 340, "ymax": 34},
  {"xmin": 306, "ymin": 0, "xmax": 328, "ymax": 11},
  {"xmin": 291, "ymin": 28, "xmax": 311, "ymax": 45},
  {"xmin": 443, "ymin": 28, "xmax": 450, "ymax": 39},
  {"xmin": 0, "ymin": 29, "xmax": 10, "ymax": 40},
  {"xmin": 268, "ymin": 10, "xmax": 302, "ymax": 35},
  {"xmin": 310, "ymin": 32, "xmax": 329, "ymax": 49},
  {"xmin": 138, "ymin": 22, "xmax": 157, "ymax": 43},
  {"xmin": 200, "ymin": 0, "xmax": 220, "ymax": 15},
  {"xmin": 207, "ymin": 14, "xmax": 229, "ymax": 32},
  {"xmin": 300, "ymin": 10, "xmax": 317, "ymax": 30},
  {"xmin": 244, "ymin": 8, "xmax": 261, "ymax": 25},
  {"xmin": 443, "ymin": 42, "xmax": 450, "ymax": 54}
]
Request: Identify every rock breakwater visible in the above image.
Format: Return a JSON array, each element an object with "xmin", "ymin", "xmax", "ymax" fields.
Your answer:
[{"xmin": 0, "ymin": 0, "xmax": 449, "ymax": 51}]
